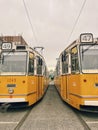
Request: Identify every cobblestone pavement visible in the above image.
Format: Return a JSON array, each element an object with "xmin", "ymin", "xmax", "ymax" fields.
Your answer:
[{"xmin": 20, "ymin": 85, "xmax": 84, "ymax": 130}]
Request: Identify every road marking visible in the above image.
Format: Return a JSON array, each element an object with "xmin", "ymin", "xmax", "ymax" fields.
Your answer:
[
  {"xmin": 86, "ymin": 121, "xmax": 98, "ymax": 124},
  {"xmin": 0, "ymin": 121, "xmax": 19, "ymax": 124}
]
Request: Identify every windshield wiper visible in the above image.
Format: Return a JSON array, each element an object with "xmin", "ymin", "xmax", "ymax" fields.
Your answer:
[
  {"xmin": 81, "ymin": 43, "xmax": 97, "ymax": 53},
  {"xmin": 4, "ymin": 49, "xmax": 15, "ymax": 56}
]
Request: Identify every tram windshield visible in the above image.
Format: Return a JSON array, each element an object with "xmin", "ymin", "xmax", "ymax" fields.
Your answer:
[
  {"xmin": 0, "ymin": 52, "xmax": 27, "ymax": 75},
  {"xmin": 80, "ymin": 44, "xmax": 98, "ymax": 73}
]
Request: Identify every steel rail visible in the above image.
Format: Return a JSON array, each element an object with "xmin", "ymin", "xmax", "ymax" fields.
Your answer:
[{"xmin": 14, "ymin": 107, "xmax": 32, "ymax": 130}]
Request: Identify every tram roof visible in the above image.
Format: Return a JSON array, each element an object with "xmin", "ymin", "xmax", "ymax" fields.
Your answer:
[
  {"xmin": 60, "ymin": 36, "xmax": 98, "ymax": 56},
  {"xmin": 0, "ymin": 36, "xmax": 27, "ymax": 45},
  {"xmin": 0, "ymin": 35, "xmax": 46, "ymax": 61}
]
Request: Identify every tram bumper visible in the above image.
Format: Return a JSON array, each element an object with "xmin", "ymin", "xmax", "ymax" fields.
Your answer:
[
  {"xmin": 80, "ymin": 100, "xmax": 98, "ymax": 112},
  {"xmin": 0, "ymin": 98, "xmax": 28, "ymax": 108},
  {"xmin": 84, "ymin": 100, "xmax": 98, "ymax": 106}
]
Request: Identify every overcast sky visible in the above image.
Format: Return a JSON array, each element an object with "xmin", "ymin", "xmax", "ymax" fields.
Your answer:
[{"xmin": 0, "ymin": 0, "xmax": 98, "ymax": 70}]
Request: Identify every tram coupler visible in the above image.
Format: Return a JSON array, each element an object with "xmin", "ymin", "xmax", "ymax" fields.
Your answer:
[{"xmin": 0, "ymin": 103, "xmax": 11, "ymax": 113}]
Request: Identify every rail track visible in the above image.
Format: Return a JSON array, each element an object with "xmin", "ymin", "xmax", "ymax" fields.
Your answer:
[
  {"xmin": 74, "ymin": 109, "xmax": 98, "ymax": 130},
  {"xmin": 0, "ymin": 85, "xmax": 98, "ymax": 130},
  {"xmin": 14, "ymin": 107, "xmax": 32, "ymax": 130},
  {"xmin": 74, "ymin": 110, "xmax": 91, "ymax": 130}
]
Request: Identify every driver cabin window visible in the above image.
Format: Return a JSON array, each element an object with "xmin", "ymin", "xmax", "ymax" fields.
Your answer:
[
  {"xmin": 71, "ymin": 46, "xmax": 79, "ymax": 73},
  {"xmin": 29, "ymin": 53, "xmax": 34, "ymax": 75}
]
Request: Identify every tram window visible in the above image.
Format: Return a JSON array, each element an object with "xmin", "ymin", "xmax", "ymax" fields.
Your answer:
[
  {"xmin": 56, "ymin": 60, "xmax": 60, "ymax": 75},
  {"xmin": 43, "ymin": 66, "xmax": 46, "ymax": 76},
  {"xmin": 62, "ymin": 55, "xmax": 68, "ymax": 74},
  {"xmin": 37, "ymin": 57, "xmax": 43, "ymax": 75},
  {"xmin": 0, "ymin": 52, "xmax": 27, "ymax": 74},
  {"xmin": 43, "ymin": 65, "xmax": 48, "ymax": 76},
  {"xmin": 80, "ymin": 45, "xmax": 98, "ymax": 73},
  {"xmin": 55, "ymin": 61, "xmax": 59, "ymax": 76},
  {"xmin": 0, "ymin": 55, "xmax": 4, "ymax": 64},
  {"xmin": 29, "ymin": 59, "xmax": 34, "ymax": 74},
  {"xmin": 29, "ymin": 53, "xmax": 34, "ymax": 75},
  {"xmin": 71, "ymin": 47, "xmax": 79, "ymax": 73}
]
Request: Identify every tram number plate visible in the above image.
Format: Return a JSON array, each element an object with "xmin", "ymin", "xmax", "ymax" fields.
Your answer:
[
  {"xmin": 7, "ymin": 84, "xmax": 16, "ymax": 87},
  {"xmin": 80, "ymin": 33, "xmax": 93, "ymax": 43},
  {"xmin": 2, "ymin": 42, "xmax": 12, "ymax": 50}
]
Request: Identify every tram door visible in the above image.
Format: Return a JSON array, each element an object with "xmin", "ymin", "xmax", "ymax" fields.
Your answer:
[
  {"xmin": 61, "ymin": 54, "xmax": 69, "ymax": 100},
  {"xmin": 61, "ymin": 75, "xmax": 68, "ymax": 100},
  {"xmin": 37, "ymin": 76, "xmax": 41, "ymax": 99},
  {"xmin": 65, "ymin": 54, "xmax": 69, "ymax": 100},
  {"xmin": 37, "ymin": 57, "xmax": 43, "ymax": 99}
]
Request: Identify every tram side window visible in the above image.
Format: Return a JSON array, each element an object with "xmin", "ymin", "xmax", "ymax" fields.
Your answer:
[
  {"xmin": 43, "ymin": 65, "xmax": 46, "ymax": 76},
  {"xmin": 56, "ymin": 60, "xmax": 60, "ymax": 76},
  {"xmin": 37, "ymin": 57, "xmax": 43, "ymax": 75},
  {"xmin": 29, "ymin": 53, "xmax": 34, "ymax": 75},
  {"xmin": 43, "ymin": 65, "xmax": 47, "ymax": 76},
  {"xmin": 62, "ymin": 54, "xmax": 68, "ymax": 74},
  {"xmin": 71, "ymin": 47, "xmax": 79, "ymax": 73}
]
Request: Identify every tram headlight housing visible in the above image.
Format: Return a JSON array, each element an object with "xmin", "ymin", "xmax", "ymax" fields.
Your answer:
[{"xmin": 8, "ymin": 88, "xmax": 14, "ymax": 94}]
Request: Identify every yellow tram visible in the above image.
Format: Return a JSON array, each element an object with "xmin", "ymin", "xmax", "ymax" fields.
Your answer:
[
  {"xmin": 0, "ymin": 36, "xmax": 49, "ymax": 107},
  {"xmin": 54, "ymin": 33, "xmax": 98, "ymax": 112}
]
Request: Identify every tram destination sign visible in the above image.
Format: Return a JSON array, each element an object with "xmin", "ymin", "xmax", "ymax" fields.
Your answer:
[
  {"xmin": 1, "ymin": 42, "xmax": 12, "ymax": 50},
  {"xmin": 80, "ymin": 33, "xmax": 93, "ymax": 43}
]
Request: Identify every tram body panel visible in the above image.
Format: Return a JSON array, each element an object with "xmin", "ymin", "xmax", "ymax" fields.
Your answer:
[
  {"xmin": 0, "ymin": 76, "xmax": 39, "ymax": 105},
  {"xmin": 80, "ymin": 74, "xmax": 98, "ymax": 95},
  {"xmin": 43, "ymin": 77, "xmax": 48, "ymax": 92},
  {"xmin": 0, "ymin": 76, "xmax": 27, "ymax": 103},
  {"xmin": 0, "ymin": 74, "xmax": 48, "ymax": 107},
  {"xmin": 63, "ymin": 73, "xmax": 98, "ymax": 109},
  {"xmin": 80, "ymin": 74, "xmax": 98, "ymax": 106},
  {"xmin": 56, "ymin": 76, "xmax": 61, "ymax": 94},
  {"xmin": 61, "ymin": 75, "xmax": 67, "ymax": 100},
  {"xmin": 37, "ymin": 76, "xmax": 42, "ymax": 100},
  {"xmin": 64, "ymin": 74, "xmax": 82, "ymax": 109},
  {"xmin": 27, "ymin": 76, "xmax": 37, "ymax": 105},
  {"xmin": 0, "ymin": 76, "xmax": 27, "ymax": 95},
  {"xmin": 56, "ymin": 71, "xmax": 98, "ymax": 110}
]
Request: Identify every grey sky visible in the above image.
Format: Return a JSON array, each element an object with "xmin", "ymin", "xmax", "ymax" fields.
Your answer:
[{"xmin": 0, "ymin": 0, "xmax": 98, "ymax": 70}]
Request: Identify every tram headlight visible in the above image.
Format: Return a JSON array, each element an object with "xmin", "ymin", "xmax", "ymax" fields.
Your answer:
[{"xmin": 8, "ymin": 88, "xmax": 14, "ymax": 94}]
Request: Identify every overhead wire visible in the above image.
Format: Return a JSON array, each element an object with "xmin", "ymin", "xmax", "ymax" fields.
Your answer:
[
  {"xmin": 22, "ymin": 0, "xmax": 37, "ymax": 43},
  {"xmin": 66, "ymin": 0, "xmax": 87, "ymax": 44}
]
